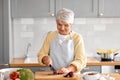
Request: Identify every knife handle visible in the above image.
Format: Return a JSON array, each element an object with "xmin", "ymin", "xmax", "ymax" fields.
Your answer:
[
  {"xmin": 49, "ymin": 64, "xmax": 56, "ymax": 72},
  {"xmin": 49, "ymin": 64, "xmax": 52, "ymax": 67}
]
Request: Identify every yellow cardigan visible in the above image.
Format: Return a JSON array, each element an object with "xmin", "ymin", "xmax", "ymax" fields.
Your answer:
[{"xmin": 37, "ymin": 31, "xmax": 87, "ymax": 72}]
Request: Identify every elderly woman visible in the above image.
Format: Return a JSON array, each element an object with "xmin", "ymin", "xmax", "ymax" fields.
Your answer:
[{"xmin": 37, "ymin": 8, "xmax": 87, "ymax": 74}]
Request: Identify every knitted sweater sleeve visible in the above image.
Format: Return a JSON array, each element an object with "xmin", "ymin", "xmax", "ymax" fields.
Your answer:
[
  {"xmin": 37, "ymin": 31, "xmax": 56, "ymax": 65},
  {"xmin": 70, "ymin": 32, "xmax": 87, "ymax": 72}
]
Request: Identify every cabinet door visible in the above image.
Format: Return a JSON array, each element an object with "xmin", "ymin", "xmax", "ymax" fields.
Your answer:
[
  {"xmin": 55, "ymin": 0, "xmax": 98, "ymax": 18},
  {"xmin": 11, "ymin": 0, "xmax": 55, "ymax": 18},
  {"xmin": 0, "ymin": 0, "xmax": 9, "ymax": 69},
  {"xmin": 99, "ymin": 0, "xmax": 120, "ymax": 17},
  {"xmin": 0, "ymin": 0, "xmax": 4, "ymax": 66},
  {"xmin": 81, "ymin": 66, "xmax": 101, "ymax": 73}
]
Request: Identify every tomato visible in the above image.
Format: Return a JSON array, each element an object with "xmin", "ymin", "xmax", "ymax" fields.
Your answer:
[{"xmin": 10, "ymin": 71, "xmax": 19, "ymax": 80}]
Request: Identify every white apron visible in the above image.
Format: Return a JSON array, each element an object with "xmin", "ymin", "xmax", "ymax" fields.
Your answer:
[{"xmin": 50, "ymin": 32, "xmax": 75, "ymax": 70}]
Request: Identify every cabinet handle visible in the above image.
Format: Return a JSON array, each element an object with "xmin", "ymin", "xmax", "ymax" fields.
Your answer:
[
  {"xmin": 0, "ymin": 64, "xmax": 9, "ymax": 66},
  {"xmin": 83, "ymin": 67, "xmax": 89, "ymax": 70},
  {"xmin": 99, "ymin": 13, "xmax": 104, "ymax": 16},
  {"xmin": 50, "ymin": 13, "xmax": 55, "ymax": 17}
]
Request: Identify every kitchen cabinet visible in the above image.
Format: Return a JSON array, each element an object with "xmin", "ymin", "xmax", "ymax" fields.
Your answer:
[
  {"xmin": 11, "ymin": 0, "xmax": 98, "ymax": 18},
  {"xmin": 0, "ymin": 0, "xmax": 4, "ymax": 68},
  {"xmin": 56, "ymin": 0, "xmax": 120, "ymax": 18},
  {"xmin": 99, "ymin": 0, "xmax": 120, "ymax": 17},
  {"xmin": 11, "ymin": 0, "xmax": 55, "ymax": 18},
  {"xmin": 11, "ymin": 0, "xmax": 120, "ymax": 18},
  {"xmin": 81, "ymin": 66, "xmax": 101, "ymax": 73},
  {"xmin": 0, "ymin": 0, "xmax": 9, "ymax": 68},
  {"xmin": 55, "ymin": 0, "xmax": 98, "ymax": 18}
]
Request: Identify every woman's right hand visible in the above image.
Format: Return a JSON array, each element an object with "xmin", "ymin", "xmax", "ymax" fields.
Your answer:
[{"xmin": 42, "ymin": 56, "xmax": 52, "ymax": 66}]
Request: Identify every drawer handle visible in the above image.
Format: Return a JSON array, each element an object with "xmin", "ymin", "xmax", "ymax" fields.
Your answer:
[
  {"xmin": 83, "ymin": 67, "xmax": 89, "ymax": 70},
  {"xmin": 0, "ymin": 64, "xmax": 9, "ymax": 66}
]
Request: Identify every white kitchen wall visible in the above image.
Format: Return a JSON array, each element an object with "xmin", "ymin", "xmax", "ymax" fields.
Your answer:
[{"xmin": 12, "ymin": 18, "xmax": 120, "ymax": 58}]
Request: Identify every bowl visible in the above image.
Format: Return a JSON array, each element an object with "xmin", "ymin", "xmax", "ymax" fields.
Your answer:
[
  {"xmin": 83, "ymin": 71, "xmax": 100, "ymax": 80},
  {"xmin": 0, "ymin": 68, "xmax": 21, "ymax": 80}
]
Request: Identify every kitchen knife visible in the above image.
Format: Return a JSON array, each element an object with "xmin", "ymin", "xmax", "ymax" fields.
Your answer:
[{"xmin": 49, "ymin": 64, "xmax": 56, "ymax": 72}]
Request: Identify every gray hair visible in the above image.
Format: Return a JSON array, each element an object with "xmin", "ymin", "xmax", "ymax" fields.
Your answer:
[{"xmin": 56, "ymin": 8, "xmax": 74, "ymax": 24}]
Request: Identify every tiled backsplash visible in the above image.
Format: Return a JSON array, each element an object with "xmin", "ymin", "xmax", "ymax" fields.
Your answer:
[{"xmin": 12, "ymin": 18, "xmax": 120, "ymax": 58}]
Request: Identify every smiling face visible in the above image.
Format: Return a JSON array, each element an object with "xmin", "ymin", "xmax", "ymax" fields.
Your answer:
[{"xmin": 56, "ymin": 20, "xmax": 72, "ymax": 35}]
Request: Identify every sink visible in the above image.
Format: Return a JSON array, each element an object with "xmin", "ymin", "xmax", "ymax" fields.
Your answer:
[{"xmin": 24, "ymin": 57, "xmax": 38, "ymax": 63}]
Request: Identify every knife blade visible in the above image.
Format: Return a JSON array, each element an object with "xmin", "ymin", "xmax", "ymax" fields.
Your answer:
[{"xmin": 49, "ymin": 64, "xmax": 56, "ymax": 72}]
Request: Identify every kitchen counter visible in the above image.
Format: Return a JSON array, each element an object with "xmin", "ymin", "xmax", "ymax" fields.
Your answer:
[
  {"xmin": 10, "ymin": 57, "xmax": 120, "ymax": 67},
  {"xmin": 10, "ymin": 58, "xmax": 43, "ymax": 67},
  {"xmin": 35, "ymin": 72, "xmax": 120, "ymax": 80},
  {"xmin": 87, "ymin": 57, "xmax": 120, "ymax": 66}
]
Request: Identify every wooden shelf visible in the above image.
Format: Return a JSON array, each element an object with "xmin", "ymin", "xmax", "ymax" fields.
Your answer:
[{"xmin": 10, "ymin": 57, "xmax": 120, "ymax": 67}]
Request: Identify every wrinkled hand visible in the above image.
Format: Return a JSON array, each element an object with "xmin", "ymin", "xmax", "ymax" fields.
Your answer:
[
  {"xmin": 42, "ymin": 56, "xmax": 52, "ymax": 66},
  {"xmin": 57, "ymin": 67, "xmax": 70, "ymax": 74}
]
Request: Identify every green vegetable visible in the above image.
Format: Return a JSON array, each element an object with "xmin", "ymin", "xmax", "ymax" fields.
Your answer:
[{"xmin": 17, "ymin": 68, "xmax": 34, "ymax": 80}]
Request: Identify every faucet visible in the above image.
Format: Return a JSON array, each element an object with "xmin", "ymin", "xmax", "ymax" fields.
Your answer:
[{"xmin": 26, "ymin": 43, "xmax": 31, "ymax": 58}]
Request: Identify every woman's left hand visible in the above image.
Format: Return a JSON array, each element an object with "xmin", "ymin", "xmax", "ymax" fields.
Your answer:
[{"xmin": 57, "ymin": 67, "xmax": 70, "ymax": 74}]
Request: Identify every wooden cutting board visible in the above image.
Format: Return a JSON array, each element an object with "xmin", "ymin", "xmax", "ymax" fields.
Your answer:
[{"xmin": 35, "ymin": 72, "xmax": 81, "ymax": 80}]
